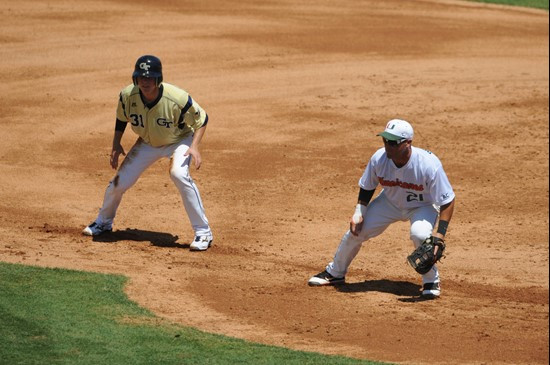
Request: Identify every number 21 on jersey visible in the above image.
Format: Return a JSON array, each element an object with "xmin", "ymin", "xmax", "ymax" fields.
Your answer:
[{"xmin": 407, "ymin": 192, "xmax": 424, "ymax": 202}]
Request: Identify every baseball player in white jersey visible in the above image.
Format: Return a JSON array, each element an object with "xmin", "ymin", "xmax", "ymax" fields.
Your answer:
[
  {"xmin": 83, "ymin": 55, "xmax": 213, "ymax": 251},
  {"xmin": 308, "ymin": 119, "xmax": 455, "ymax": 298}
]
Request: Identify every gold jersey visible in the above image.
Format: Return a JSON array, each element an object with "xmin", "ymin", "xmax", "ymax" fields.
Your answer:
[{"xmin": 116, "ymin": 83, "xmax": 207, "ymax": 147}]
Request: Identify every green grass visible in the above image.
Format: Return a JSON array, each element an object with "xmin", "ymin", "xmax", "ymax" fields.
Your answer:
[
  {"xmin": 0, "ymin": 262, "xmax": 387, "ymax": 365},
  {"xmin": 470, "ymin": 0, "xmax": 549, "ymax": 10}
]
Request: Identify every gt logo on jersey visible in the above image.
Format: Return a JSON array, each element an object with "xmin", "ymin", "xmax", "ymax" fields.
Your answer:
[
  {"xmin": 130, "ymin": 114, "xmax": 174, "ymax": 128},
  {"xmin": 406, "ymin": 192, "xmax": 424, "ymax": 202},
  {"xmin": 156, "ymin": 118, "xmax": 173, "ymax": 128},
  {"xmin": 140, "ymin": 62, "xmax": 151, "ymax": 71}
]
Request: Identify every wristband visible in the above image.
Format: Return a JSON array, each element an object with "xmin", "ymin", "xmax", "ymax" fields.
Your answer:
[
  {"xmin": 437, "ymin": 220, "xmax": 449, "ymax": 236},
  {"xmin": 352, "ymin": 204, "xmax": 363, "ymax": 224},
  {"xmin": 358, "ymin": 188, "xmax": 375, "ymax": 205}
]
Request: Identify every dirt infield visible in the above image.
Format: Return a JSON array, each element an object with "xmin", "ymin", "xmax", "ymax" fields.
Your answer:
[{"xmin": 1, "ymin": 0, "xmax": 548, "ymax": 363}]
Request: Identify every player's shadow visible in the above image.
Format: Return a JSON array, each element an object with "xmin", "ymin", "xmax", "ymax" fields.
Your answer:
[
  {"xmin": 92, "ymin": 228, "xmax": 188, "ymax": 248},
  {"xmin": 336, "ymin": 279, "xmax": 421, "ymax": 297}
]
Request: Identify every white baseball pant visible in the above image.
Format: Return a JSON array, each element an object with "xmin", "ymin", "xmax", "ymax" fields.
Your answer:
[
  {"xmin": 326, "ymin": 191, "xmax": 439, "ymax": 284},
  {"xmin": 94, "ymin": 136, "xmax": 211, "ymax": 236}
]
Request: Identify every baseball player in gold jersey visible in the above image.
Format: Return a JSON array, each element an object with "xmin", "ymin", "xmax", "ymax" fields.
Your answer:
[{"xmin": 83, "ymin": 55, "xmax": 213, "ymax": 251}]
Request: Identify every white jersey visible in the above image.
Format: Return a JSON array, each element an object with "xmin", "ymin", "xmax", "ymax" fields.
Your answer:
[{"xmin": 359, "ymin": 146, "xmax": 455, "ymax": 210}]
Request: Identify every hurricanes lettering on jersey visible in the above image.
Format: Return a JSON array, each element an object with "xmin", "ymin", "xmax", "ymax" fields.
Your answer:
[
  {"xmin": 116, "ymin": 83, "xmax": 207, "ymax": 147},
  {"xmin": 378, "ymin": 177, "xmax": 424, "ymax": 191}
]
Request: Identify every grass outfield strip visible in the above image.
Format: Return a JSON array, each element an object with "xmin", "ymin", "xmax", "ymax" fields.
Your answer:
[
  {"xmin": 470, "ymin": 0, "xmax": 549, "ymax": 10},
  {"xmin": 0, "ymin": 262, "xmax": 388, "ymax": 365}
]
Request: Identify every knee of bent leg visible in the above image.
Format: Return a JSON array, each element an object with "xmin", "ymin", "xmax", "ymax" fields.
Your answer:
[
  {"xmin": 410, "ymin": 220, "xmax": 433, "ymax": 246},
  {"xmin": 169, "ymin": 165, "xmax": 191, "ymax": 185}
]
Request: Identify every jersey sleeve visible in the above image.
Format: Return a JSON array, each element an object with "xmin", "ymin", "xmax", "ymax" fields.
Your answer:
[
  {"xmin": 178, "ymin": 95, "xmax": 207, "ymax": 132},
  {"xmin": 116, "ymin": 91, "xmax": 129, "ymax": 122},
  {"xmin": 358, "ymin": 156, "xmax": 379, "ymax": 190},
  {"xmin": 429, "ymin": 166, "xmax": 455, "ymax": 206}
]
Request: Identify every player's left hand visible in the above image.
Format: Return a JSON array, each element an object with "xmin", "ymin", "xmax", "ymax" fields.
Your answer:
[
  {"xmin": 407, "ymin": 236, "xmax": 446, "ymax": 274},
  {"xmin": 185, "ymin": 147, "xmax": 202, "ymax": 169}
]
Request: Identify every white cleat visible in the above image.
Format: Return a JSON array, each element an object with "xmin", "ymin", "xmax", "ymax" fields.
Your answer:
[
  {"xmin": 82, "ymin": 222, "xmax": 112, "ymax": 236},
  {"xmin": 189, "ymin": 235, "xmax": 213, "ymax": 251},
  {"xmin": 422, "ymin": 282, "xmax": 441, "ymax": 299},
  {"xmin": 308, "ymin": 270, "xmax": 345, "ymax": 286}
]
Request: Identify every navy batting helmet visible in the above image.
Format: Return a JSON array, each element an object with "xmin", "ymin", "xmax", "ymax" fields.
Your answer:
[{"xmin": 132, "ymin": 55, "xmax": 163, "ymax": 86}]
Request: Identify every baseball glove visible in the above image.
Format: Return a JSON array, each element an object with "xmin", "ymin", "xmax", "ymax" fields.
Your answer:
[{"xmin": 407, "ymin": 236, "xmax": 446, "ymax": 274}]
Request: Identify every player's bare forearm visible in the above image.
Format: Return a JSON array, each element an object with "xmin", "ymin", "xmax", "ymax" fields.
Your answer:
[
  {"xmin": 439, "ymin": 199, "xmax": 455, "ymax": 223},
  {"xmin": 112, "ymin": 130, "xmax": 124, "ymax": 149},
  {"xmin": 191, "ymin": 124, "xmax": 207, "ymax": 149},
  {"xmin": 186, "ymin": 125, "xmax": 207, "ymax": 169},
  {"xmin": 110, "ymin": 130, "xmax": 126, "ymax": 169},
  {"xmin": 434, "ymin": 199, "xmax": 455, "ymax": 240}
]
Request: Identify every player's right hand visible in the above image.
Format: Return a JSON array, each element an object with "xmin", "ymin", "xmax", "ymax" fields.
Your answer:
[
  {"xmin": 350, "ymin": 216, "xmax": 364, "ymax": 236},
  {"xmin": 110, "ymin": 144, "xmax": 126, "ymax": 169}
]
